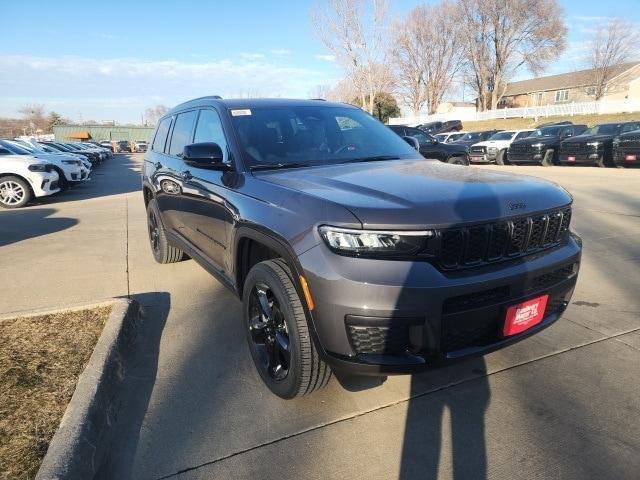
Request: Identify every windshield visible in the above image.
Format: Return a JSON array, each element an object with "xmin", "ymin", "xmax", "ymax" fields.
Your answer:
[
  {"xmin": 532, "ymin": 126, "xmax": 563, "ymax": 137},
  {"xmin": 0, "ymin": 140, "xmax": 30, "ymax": 155},
  {"xmin": 583, "ymin": 124, "xmax": 620, "ymax": 136},
  {"xmin": 230, "ymin": 105, "xmax": 418, "ymax": 168},
  {"xmin": 457, "ymin": 132, "xmax": 486, "ymax": 142},
  {"xmin": 51, "ymin": 143, "xmax": 72, "ymax": 151},
  {"xmin": 488, "ymin": 131, "xmax": 515, "ymax": 141}
]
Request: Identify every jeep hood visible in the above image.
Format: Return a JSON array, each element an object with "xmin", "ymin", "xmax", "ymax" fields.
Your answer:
[
  {"xmin": 569, "ymin": 134, "xmax": 613, "ymax": 143},
  {"xmin": 255, "ymin": 160, "xmax": 571, "ymax": 229},
  {"xmin": 473, "ymin": 140, "xmax": 508, "ymax": 148}
]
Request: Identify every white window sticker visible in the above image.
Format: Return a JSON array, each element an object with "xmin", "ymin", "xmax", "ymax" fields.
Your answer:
[{"xmin": 231, "ymin": 109, "xmax": 252, "ymax": 116}]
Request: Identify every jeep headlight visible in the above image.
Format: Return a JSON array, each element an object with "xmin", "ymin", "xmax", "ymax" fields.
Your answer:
[
  {"xmin": 531, "ymin": 143, "xmax": 544, "ymax": 149},
  {"xmin": 319, "ymin": 226, "xmax": 434, "ymax": 257},
  {"xmin": 587, "ymin": 141, "xmax": 601, "ymax": 148}
]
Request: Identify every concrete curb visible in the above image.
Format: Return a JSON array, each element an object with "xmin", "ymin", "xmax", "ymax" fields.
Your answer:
[{"xmin": 36, "ymin": 298, "xmax": 142, "ymax": 480}]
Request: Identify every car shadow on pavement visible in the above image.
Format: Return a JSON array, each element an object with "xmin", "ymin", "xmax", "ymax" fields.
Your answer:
[
  {"xmin": 96, "ymin": 291, "xmax": 171, "ymax": 480},
  {"xmin": 0, "ymin": 208, "xmax": 77, "ymax": 246}
]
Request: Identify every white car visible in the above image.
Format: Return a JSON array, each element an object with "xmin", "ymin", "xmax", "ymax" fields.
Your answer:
[
  {"xmin": 469, "ymin": 129, "xmax": 535, "ymax": 165},
  {"xmin": 0, "ymin": 150, "xmax": 60, "ymax": 208},
  {"xmin": 0, "ymin": 140, "xmax": 88, "ymax": 190},
  {"xmin": 434, "ymin": 131, "xmax": 467, "ymax": 143},
  {"xmin": 16, "ymin": 140, "xmax": 93, "ymax": 171}
]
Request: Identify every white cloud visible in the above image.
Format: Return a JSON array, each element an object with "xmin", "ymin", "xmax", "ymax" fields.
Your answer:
[
  {"xmin": 240, "ymin": 52, "xmax": 266, "ymax": 60},
  {"xmin": 0, "ymin": 54, "xmax": 330, "ymax": 122},
  {"xmin": 315, "ymin": 54, "xmax": 336, "ymax": 62},
  {"xmin": 270, "ymin": 49, "xmax": 292, "ymax": 56}
]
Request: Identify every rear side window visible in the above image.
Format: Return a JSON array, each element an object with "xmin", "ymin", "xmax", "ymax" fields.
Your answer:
[
  {"xmin": 193, "ymin": 109, "xmax": 228, "ymax": 162},
  {"xmin": 621, "ymin": 122, "xmax": 640, "ymax": 133},
  {"xmin": 169, "ymin": 110, "xmax": 197, "ymax": 156},
  {"xmin": 152, "ymin": 117, "xmax": 172, "ymax": 153},
  {"xmin": 406, "ymin": 128, "xmax": 430, "ymax": 144}
]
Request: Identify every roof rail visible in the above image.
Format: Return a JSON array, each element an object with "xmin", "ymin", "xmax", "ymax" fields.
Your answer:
[
  {"xmin": 211, "ymin": 95, "xmax": 223, "ymax": 99},
  {"xmin": 310, "ymin": 98, "xmax": 326, "ymax": 101}
]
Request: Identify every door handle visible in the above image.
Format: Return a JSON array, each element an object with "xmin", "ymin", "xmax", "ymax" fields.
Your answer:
[{"xmin": 182, "ymin": 170, "xmax": 193, "ymax": 180}]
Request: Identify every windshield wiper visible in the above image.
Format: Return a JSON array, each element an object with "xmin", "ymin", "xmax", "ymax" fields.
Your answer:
[
  {"xmin": 250, "ymin": 162, "xmax": 311, "ymax": 171},
  {"xmin": 342, "ymin": 155, "xmax": 401, "ymax": 164}
]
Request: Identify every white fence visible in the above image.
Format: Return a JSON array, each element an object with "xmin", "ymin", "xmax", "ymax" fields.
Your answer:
[{"xmin": 388, "ymin": 99, "xmax": 640, "ymax": 126}]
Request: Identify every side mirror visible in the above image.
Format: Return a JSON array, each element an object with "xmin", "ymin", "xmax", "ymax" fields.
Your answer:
[
  {"xmin": 182, "ymin": 142, "xmax": 228, "ymax": 169},
  {"xmin": 403, "ymin": 136, "xmax": 420, "ymax": 150}
]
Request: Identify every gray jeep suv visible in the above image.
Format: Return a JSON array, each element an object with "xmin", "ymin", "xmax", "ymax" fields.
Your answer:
[{"xmin": 142, "ymin": 97, "xmax": 582, "ymax": 399}]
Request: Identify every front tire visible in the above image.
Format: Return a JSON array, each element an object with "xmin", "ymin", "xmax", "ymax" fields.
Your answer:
[
  {"xmin": 496, "ymin": 149, "xmax": 509, "ymax": 165},
  {"xmin": 146, "ymin": 198, "xmax": 185, "ymax": 263},
  {"xmin": 541, "ymin": 149, "xmax": 555, "ymax": 167},
  {"xmin": 243, "ymin": 259, "xmax": 331, "ymax": 399},
  {"xmin": 54, "ymin": 168, "xmax": 69, "ymax": 191},
  {"xmin": 447, "ymin": 156, "xmax": 468, "ymax": 166},
  {"xmin": 0, "ymin": 176, "xmax": 32, "ymax": 209}
]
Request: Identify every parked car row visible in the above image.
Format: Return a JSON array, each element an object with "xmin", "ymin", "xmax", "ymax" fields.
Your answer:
[
  {"xmin": 0, "ymin": 139, "xmax": 113, "ymax": 208},
  {"xmin": 391, "ymin": 120, "xmax": 640, "ymax": 168},
  {"xmin": 112, "ymin": 139, "xmax": 148, "ymax": 153}
]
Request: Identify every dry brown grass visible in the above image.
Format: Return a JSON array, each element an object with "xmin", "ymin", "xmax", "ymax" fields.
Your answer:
[
  {"xmin": 461, "ymin": 112, "xmax": 640, "ymax": 132},
  {"xmin": 0, "ymin": 306, "xmax": 111, "ymax": 480}
]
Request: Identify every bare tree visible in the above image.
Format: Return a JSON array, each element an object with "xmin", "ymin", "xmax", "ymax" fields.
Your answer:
[
  {"xmin": 391, "ymin": 2, "xmax": 462, "ymax": 115},
  {"xmin": 18, "ymin": 104, "xmax": 47, "ymax": 133},
  {"xmin": 144, "ymin": 105, "xmax": 169, "ymax": 125},
  {"xmin": 311, "ymin": 0, "xmax": 392, "ymax": 114},
  {"xmin": 457, "ymin": 0, "xmax": 567, "ymax": 110},
  {"xmin": 587, "ymin": 18, "xmax": 640, "ymax": 100},
  {"xmin": 311, "ymin": 78, "xmax": 361, "ymax": 103}
]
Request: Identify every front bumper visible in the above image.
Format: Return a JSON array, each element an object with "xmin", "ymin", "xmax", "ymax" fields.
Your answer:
[
  {"xmin": 559, "ymin": 151, "xmax": 602, "ymax": 165},
  {"xmin": 613, "ymin": 147, "xmax": 640, "ymax": 167},
  {"xmin": 508, "ymin": 151, "xmax": 545, "ymax": 164},
  {"xmin": 30, "ymin": 171, "xmax": 60, "ymax": 197},
  {"xmin": 469, "ymin": 153, "xmax": 495, "ymax": 164},
  {"xmin": 300, "ymin": 235, "xmax": 581, "ymax": 374}
]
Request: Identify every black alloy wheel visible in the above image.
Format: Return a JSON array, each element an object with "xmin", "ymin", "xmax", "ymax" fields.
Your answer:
[
  {"xmin": 248, "ymin": 283, "xmax": 291, "ymax": 381},
  {"xmin": 148, "ymin": 208, "xmax": 161, "ymax": 256},
  {"xmin": 243, "ymin": 259, "xmax": 331, "ymax": 398},
  {"xmin": 146, "ymin": 198, "xmax": 185, "ymax": 263}
]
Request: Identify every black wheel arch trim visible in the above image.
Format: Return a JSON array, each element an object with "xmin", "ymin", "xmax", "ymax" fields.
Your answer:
[{"xmin": 232, "ymin": 225, "xmax": 330, "ymax": 363}]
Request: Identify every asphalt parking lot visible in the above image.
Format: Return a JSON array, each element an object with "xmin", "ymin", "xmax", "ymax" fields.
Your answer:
[{"xmin": 1, "ymin": 154, "xmax": 639, "ymax": 479}]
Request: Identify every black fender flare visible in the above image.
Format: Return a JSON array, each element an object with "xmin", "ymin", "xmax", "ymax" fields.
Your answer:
[{"xmin": 232, "ymin": 225, "xmax": 329, "ymax": 360}]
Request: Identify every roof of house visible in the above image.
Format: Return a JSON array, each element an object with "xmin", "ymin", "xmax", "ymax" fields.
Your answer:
[{"xmin": 504, "ymin": 62, "xmax": 640, "ymax": 96}]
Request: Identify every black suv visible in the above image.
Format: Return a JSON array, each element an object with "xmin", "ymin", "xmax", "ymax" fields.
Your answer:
[
  {"xmin": 613, "ymin": 129, "xmax": 640, "ymax": 167},
  {"xmin": 388, "ymin": 125, "xmax": 469, "ymax": 164},
  {"xmin": 508, "ymin": 124, "xmax": 588, "ymax": 166},
  {"xmin": 142, "ymin": 97, "xmax": 581, "ymax": 399},
  {"xmin": 559, "ymin": 121, "xmax": 640, "ymax": 167},
  {"xmin": 416, "ymin": 120, "xmax": 463, "ymax": 134}
]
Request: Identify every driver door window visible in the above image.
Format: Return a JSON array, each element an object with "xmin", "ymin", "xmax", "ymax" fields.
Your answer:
[{"xmin": 193, "ymin": 109, "xmax": 229, "ymax": 163}]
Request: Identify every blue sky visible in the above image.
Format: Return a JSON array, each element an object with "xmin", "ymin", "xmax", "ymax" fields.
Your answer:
[{"xmin": 1, "ymin": 0, "xmax": 638, "ymax": 123}]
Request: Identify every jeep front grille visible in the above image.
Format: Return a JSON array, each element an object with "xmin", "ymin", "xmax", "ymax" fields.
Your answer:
[{"xmin": 434, "ymin": 207, "xmax": 572, "ymax": 270}]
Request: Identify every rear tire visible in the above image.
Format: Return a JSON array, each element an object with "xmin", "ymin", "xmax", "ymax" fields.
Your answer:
[
  {"xmin": 496, "ymin": 149, "xmax": 508, "ymax": 165},
  {"xmin": 243, "ymin": 259, "xmax": 331, "ymax": 399},
  {"xmin": 146, "ymin": 198, "xmax": 185, "ymax": 263},
  {"xmin": 0, "ymin": 176, "xmax": 32, "ymax": 209}
]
